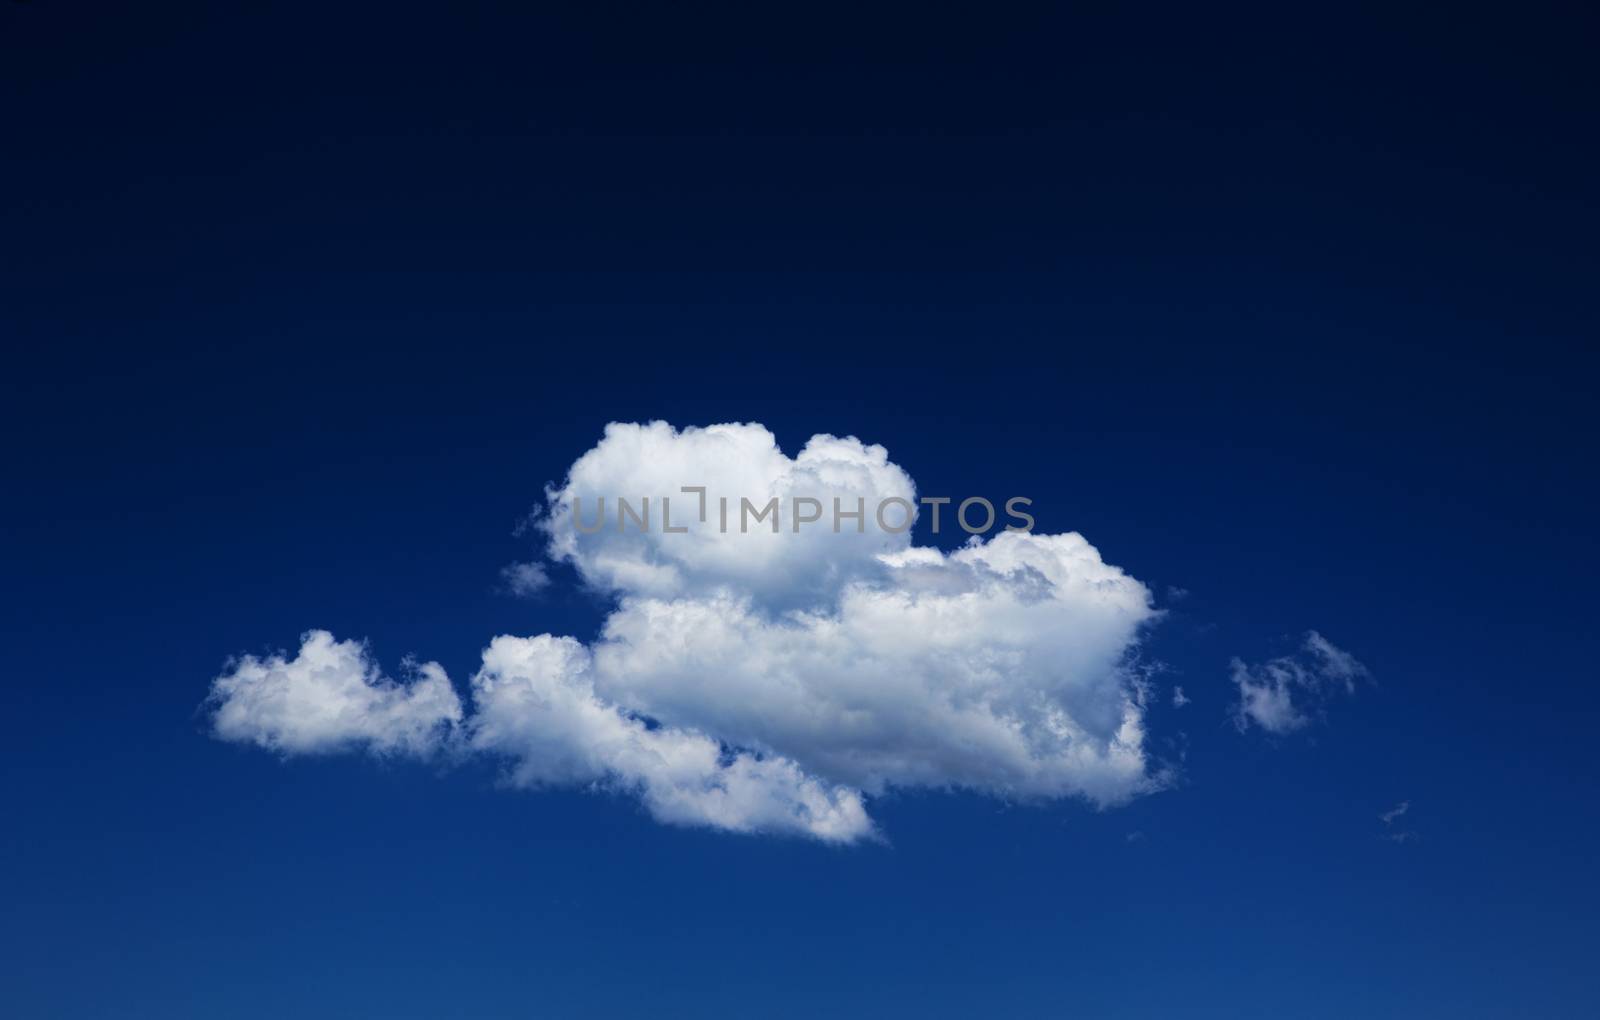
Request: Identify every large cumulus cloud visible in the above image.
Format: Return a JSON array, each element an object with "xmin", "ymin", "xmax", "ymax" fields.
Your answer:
[{"xmin": 206, "ymin": 422, "xmax": 1164, "ymax": 842}]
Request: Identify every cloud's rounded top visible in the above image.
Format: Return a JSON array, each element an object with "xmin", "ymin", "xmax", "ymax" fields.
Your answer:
[{"xmin": 541, "ymin": 421, "xmax": 916, "ymax": 608}]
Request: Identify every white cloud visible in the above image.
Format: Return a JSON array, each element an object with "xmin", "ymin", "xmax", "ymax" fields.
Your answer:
[
  {"xmin": 1379, "ymin": 801, "xmax": 1418, "ymax": 844},
  {"xmin": 1305, "ymin": 630, "xmax": 1367, "ymax": 690},
  {"xmin": 587, "ymin": 532, "xmax": 1156, "ymax": 806},
  {"xmin": 540, "ymin": 422, "xmax": 918, "ymax": 609},
  {"xmin": 470, "ymin": 634, "xmax": 871, "ymax": 842},
  {"xmin": 1171, "ymin": 686, "xmax": 1190, "ymax": 708},
  {"xmin": 208, "ymin": 630, "xmax": 462, "ymax": 756},
  {"xmin": 208, "ymin": 421, "xmax": 1165, "ymax": 841},
  {"xmin": 1230, "ymin": 631, "xmax": 1368, "ymax": 735},
  {"xmin": 500, "ymin": 561, "xmax": 550, "ymax": 596}
]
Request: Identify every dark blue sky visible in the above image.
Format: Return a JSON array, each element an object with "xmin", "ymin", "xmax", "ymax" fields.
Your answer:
[{"xmin": 3, "ymin": 4, "xmax": 1597, "ymax": 1017}]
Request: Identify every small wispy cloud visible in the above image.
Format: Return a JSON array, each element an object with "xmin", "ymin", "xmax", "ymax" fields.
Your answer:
[
  {"xmin": 1171, "ymin": 686, "xmax": 1190, "ymax": 708},
  {"xmin": 1229, "ymin": 631, "xmax": 1369, "ymax": 735},
  {"xmin": 499, "ymin": 561, "xmax": 550, "ymax": 597},
  {"xmin": 1379, "ymin": 799, "xmax": 1418, "ymax": 844}
]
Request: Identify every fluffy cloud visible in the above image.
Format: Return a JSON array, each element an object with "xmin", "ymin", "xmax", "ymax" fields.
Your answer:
[
  {"xmin": 1229, "ymin": 630, "xmax": 1368, "ymax": 734},
  {"xmin": 208, "ymin": 630, "xmax": 462, "ymax": 755},
  {"xmin": 208, "ymin": 422, "xmax": 1164, "ymax": 841},
  {"xmin": 588, "ymin": 533, "xmax": 1154, "ymax": 806},
  {"xmin": 540, "ymin": 422, "xmax": 918, "ymax": 609},
  {"xmin": 470, "ymin": 634, "xmax": 871, "ymax": 841}
]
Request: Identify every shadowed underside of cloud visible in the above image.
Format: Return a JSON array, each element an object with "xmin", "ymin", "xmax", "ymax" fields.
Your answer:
[{"xmin": 206, "ymin": 422, "xmax": 1163, "ymax": 842}]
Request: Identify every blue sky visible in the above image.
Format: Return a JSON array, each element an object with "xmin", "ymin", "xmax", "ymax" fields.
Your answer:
[{"xmin": 3, "ymin": 4, "xmax": 1598, "ymax": 1018}]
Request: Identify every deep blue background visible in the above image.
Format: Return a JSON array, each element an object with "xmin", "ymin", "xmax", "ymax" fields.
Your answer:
[{"xmin": 3, "ymin": 4, "xmax": 1597, "ymax": 1017}]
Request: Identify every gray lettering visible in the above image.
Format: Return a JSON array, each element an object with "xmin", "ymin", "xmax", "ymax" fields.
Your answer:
[
  {"xmin": 661, "ymin": 496, "xmax": 688, "ymax": 533},
  {"xmin": 681, "ymin": 485, "xmax": 708, "ymax": 523},
  {"xmin": 573, "ymin": 496, "xmax": 606, "ymax": 534},
  {"xmin": 1004, "ymin": 496, "xmax": 1034, "ymax": 532},
  {"xmin": 741, "ymin": 496, "xmax": 780, "ymax": 533},
  {"xmin": 618, "ymin": 496, "xmax": 649, "ymax": 533},
  {"xmin": 875, "ymin": 497, "xmax": 915, "ymax": 533},
  {"xmin": 833, "ymin": 496, "xmax": 865, "ymax": 533},
  {"xmin": 958, "ymin": 496, "xmax": 995, "ymax": 534},
  {"xmin": 919, "ymin": 496, "xmax": 951, "ymax": 533},
  {"xmin": 792, "ymin": 497, "xmax": 822, "ymax": 532}
]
